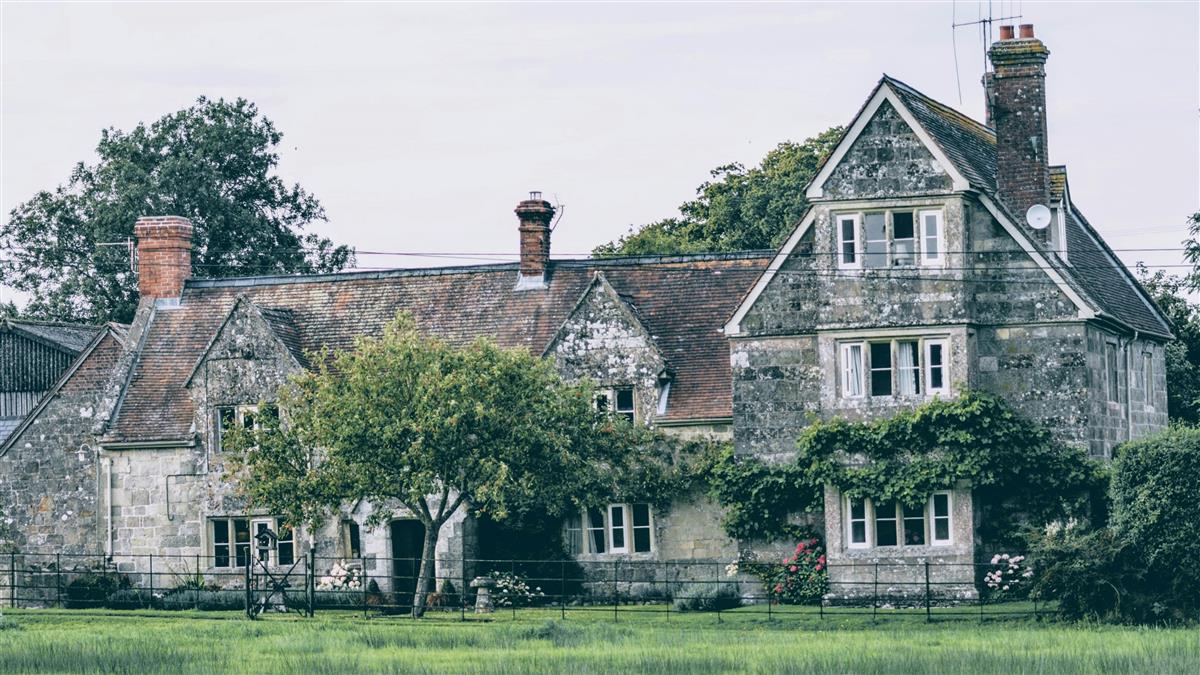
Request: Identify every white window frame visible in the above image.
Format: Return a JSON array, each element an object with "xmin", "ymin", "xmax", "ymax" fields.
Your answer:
[
  {"xmin": 868, "ymin": 341, "xmax": 894, "ymax": 397},
  {"xmin": 584, "ymin": 507, "xmax": 607, "ymax": 554},
  {"xmin": 213, "ymin": 404, "xmax": 275, "ymax": 452},
  {"xmin": 607, "ymin": 504, "xmax": 628, "ymax": 553},
  {"xmin": 629, "ymin": 503, "xmax": 654, "ymax": 554},
  {"xmin": 919, "ymin": 209, "xmax": 945, "ymax": 267},
  {"xmin": 930, "ymin": 491, "xmax": 953, "ymax": 545},
  {"xmin": 210, "ymin": 516, "xmax": 293, "ymax": 568},
  {"xmin": 862, "ymin": 212, "xmax": 889, "ymax": 269},
  {"xmin": 836, "ymin": 213, "xmax": 861, "ymax": 270},
  {"xmin": 924, "ymin": 339, "xmax": 949, "ymax": 396},
  {"xmin": 846, "ymin": 496, "xmax": 870, "ymax": 549},
  {"xmin": 841, "ymin": 342, "xmax": 866, "ymax": 398},
  {"xmin": 843, "ymin": 494, "xmax": 953, "ymax": 550},
  {"xmin": 891, "ymin": 211, "xmax": 917, "ymax": 267}
]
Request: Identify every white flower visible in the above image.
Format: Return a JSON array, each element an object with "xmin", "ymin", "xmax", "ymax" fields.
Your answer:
[{"xmin": 990, "ymin": 554, "xmax": 1001, "ymax": 564}]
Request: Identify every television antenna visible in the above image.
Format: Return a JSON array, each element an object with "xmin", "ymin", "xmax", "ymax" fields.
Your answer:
[{"xmin": 951, "ymin": 1, "xmax": 1023, "ymax": 105}]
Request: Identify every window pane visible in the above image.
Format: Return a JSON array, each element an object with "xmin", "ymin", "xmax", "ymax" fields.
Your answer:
[
  {"xmin": 893, "ymin": 212, "xmax": 915, "ymax": 266},
  {"xmin": 632, "ymin": 504, "xmax": 650, "ymax": 528},
  {"xmin": 851, "ymin": 521, "xmax": 867, "ymax": 544},
  {"xmin": 235, "ymin": 519, "xmax": 251, "ymax": 567},
  {"xmin": 897, "ymin": 341, "xmax": 920, "ymax": 395},
  {"xmin": 615, "ymin": 388, "xmax": 635, "ymax": 422},
  {"xmin": 850, "ymin": 500, "xmax": 865, "ymax": 520},
  {"xmin": 902, "ymin": 503, "xmax": 926, "ymax": 546},
  {"xmin": 928, "ymin": 343, "xmax": 945, "ymax": 390},
  {"xmin": 213, "ymin": 520, "xmax": 229, "ymax": 545},
  {"xmin": 933, "ymin": 494, "xmax": 950, "ymax": 518},
  {"xmin": 214, "ymin": 544, "xmax": 229, "ymax": 569},
  {"xmin": 586, "ymin": 507, "xmax": 606, "ymax": 553},
  {"xmin": 934, "ymin": 517, "xmax": 950, "ymax": 542},
  {"xmin": 344, "ymin": 521, "xmax": 362, "ymax": 558},
  {"xmin": 277, "ymin": 524, "xmax": 294, "ymax": 565},
  {"xmin": 875, "ymin": 502, "xmax": 898, "ymax": 546},
  {"xmin": 844, "ymin": 344, "xmax": 864, "ymax": 397},
  {"xmin": 609, "ymin": 505, "xmax": 626, "ymax": 549},
  {"xmin": 1143, "ymin": 353, "xmax": 1153, "ymax": 400},
  {"xmin": 923, "ymin": 213, "xmax": 941, "ymax": 259},
  {"xmin": 840, "ymin": 218, "xmax": 857, "ymax": 264},
  {"xmin": 595, "ymin": 394, "xmax": 609, "ymax": 412},
  {"xmin": 864, "ymin": 213, "xmax": 886, "ymax": 268},
  {"xmin": 565, "ymin": 513, "xmax": 583, "ymax": 555},
  {"xmin": 1107, "ymin": 345, "xmax": 1120, "ymax": 402},
  {"xmin": 870, "ymin": 343, "xmax": 892, "ymax": 396}
]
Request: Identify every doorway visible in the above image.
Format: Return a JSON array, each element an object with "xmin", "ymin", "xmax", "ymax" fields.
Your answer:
[{"xmin": 390, "ymin": 520, "xmax": 426, "ymax": 609}]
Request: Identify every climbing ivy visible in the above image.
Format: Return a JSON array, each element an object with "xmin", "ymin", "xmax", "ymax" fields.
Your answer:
[{"xmin": 707, "ymin": 391, "xmax": 1105, "ymax": 546}]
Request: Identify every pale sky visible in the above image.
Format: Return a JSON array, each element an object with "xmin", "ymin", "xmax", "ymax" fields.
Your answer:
[{"xmin": 2, "ymin": 1, "xmax": 1198, "ymax": 308}]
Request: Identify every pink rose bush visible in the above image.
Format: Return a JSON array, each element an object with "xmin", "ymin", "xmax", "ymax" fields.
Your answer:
[{"xmin": 729, "ymin": 537, "xmax": 829, "ymax": 605}]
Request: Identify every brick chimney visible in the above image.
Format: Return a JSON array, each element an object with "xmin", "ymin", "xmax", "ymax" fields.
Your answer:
[
  {"xmin": 514, "ymin": 192, "xmax": 555, "ymax": 290},
  {"xmin": 987, "ymin": 24, "xmax": 1052, "ymax": 238},
  {"xmin": 134, "ymin": 216, "xmax": 193, "ymax": 301}
]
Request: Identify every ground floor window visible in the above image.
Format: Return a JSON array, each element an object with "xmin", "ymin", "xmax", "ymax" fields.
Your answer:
[
  {"xmin": 845, "ymin": 492, "xmax": 952, "ymax": 549},
  {"xmin": 568, "ymin": 503, "xmax": 653, "ymax": 555},
  {"xmin": 210, "ymin": 516, "xmax": 294, "ymax": 567},
  {"xmin": 341, "ymin": 519, "xmax": 362, "ymax": 559}
]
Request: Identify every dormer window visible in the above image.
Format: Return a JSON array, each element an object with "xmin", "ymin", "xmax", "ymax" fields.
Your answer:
[
  {"xmin": 1050, "ymin": 206, "xmax": 1069, "ymax": 264},
  {"xmin": 837, "ymin": 209, "xmax": 943, "ymax": 270}
]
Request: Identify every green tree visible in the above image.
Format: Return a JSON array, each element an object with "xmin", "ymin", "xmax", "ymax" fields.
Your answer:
[
  {"xmin": 594, "ymin": 127, "xmax": 843, "ymax": 256},
  {"xmin": 1136, "ymin": 265, "xmax": 1200, "ymax": 425},
  {"xmin": 226, "ymin": 315, "xmax": 651, "ymax": 616},
  {"xmin": 1, "ymin": 97, "xmax": 352, "ymax": 324}
]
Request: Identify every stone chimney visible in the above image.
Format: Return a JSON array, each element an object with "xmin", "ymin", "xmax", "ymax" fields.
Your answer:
[
  {"xmin": 134, "ymin": 216, "xmax": 193, "ymax": 301},
  {"xmin": 514, "ymin": 192, "xmax": 555, "ymax": 290},
  {"xmin": 987, "ymin": 24, "xmax": 1052, "ymax": 236}
]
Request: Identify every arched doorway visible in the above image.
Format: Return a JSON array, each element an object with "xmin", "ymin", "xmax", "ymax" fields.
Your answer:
[{"xmin": 390, "ymin": 519, "xmax": 425, "ymax": 611}]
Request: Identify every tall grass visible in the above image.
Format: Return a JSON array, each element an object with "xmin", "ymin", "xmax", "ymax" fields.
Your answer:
[{"xmin": 0, "ymin": 609, "xmax": 1196, "ymax": 674}]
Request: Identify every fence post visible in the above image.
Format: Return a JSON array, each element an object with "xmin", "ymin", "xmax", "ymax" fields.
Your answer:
[
  {"xmin": 306, "ymin": 549, "xmax": 315, "ymax": 618},
  {"xmin": 9, "ymin": 551, "xmax": 14, "ymax": 608},
  {"xmin": 715, "ymin": 561, "xmax": 722, "ymax": 624},
  {"xmin": 361, "ymin": 556, "xmax": 367, "ymax": 619},
  {"xmin": 924, "ymin": 560, "xmax": 931, "ymax": 623},
  {"xmin": 194, "ymin": 554, "xmax": 200, "ymax": 611},
  {"xmin": 244, "ymin": 558, "xmax": 252, "ymax": 619},
  {"xmin": 148, "ymin": 554, "xmax": 154, "ymax": 610},
  {"xmin": 612, "ymin": 559, "xmax": 618, "ymax": 622},
  {"xmin": 560, "ymin": 559, "xmax": 566, "ymax": 620},
  {"xmin": 460, "ymin": 554, "xmax": 466, "ymax": 622},
  {"xmin": 55, "ymin": 552, "xmax": 62, "ymax": 608},
  {"xmin": 872, "ymin": 563, "xmax": 879, "ymax": 620},
  {"xmin": 511, "ymin": 559, "xmax": 517, "ymax": 620}
]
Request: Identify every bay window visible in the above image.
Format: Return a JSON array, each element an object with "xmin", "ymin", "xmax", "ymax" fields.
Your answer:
[
  {"xmin": 844, "ymin": 492, "xmax": 953, "ymax": 549},
  {"xmin": 835, "ymin": 209, "xmax": 944, "ymax": 270}
]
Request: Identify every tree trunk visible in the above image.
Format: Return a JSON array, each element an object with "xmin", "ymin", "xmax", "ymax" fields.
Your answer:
[{"xmin": 411, "ymin": 521, "xmax": 440, "ymax": 618}]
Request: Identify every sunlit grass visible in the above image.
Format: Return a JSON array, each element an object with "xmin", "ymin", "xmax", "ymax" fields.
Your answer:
[{"xmin": 0, "ymin": 606, "xmax": 1196, "ymax": 674}]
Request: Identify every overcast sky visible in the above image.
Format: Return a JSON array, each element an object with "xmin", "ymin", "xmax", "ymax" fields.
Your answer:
[{"xmin": 2, "ymin": 1, "xmax": 1197, "ymax": 308}]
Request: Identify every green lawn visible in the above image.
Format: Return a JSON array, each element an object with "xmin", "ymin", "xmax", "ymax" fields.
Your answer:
[{"xmin": 0, "ymin": 606, "xmax": 1197, "ymax": 674}]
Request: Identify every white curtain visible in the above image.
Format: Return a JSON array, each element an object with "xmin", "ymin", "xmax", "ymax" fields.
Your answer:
[
  {"xmin": 897, "ymin": 342, "xmax": 917, "ymax": 395},
  {"xmin": 845, "ymin": 345, "xmax": 863, "ymax": 397}
]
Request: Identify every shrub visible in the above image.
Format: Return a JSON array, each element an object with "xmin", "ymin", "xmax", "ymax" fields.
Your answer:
[
  {"xmin": 1032, "ymin": 427, "xmax": 1200, "ymax": 624},
  {"xmin": 489, "ymin": 570, "xmax": 546, "ymax": 608},
  {"xmin": 982, "ymin": 553, "xmax": 1033, "ymax": 600},
  {"xmin": 672, "ymin": 582, "xmax": 740, "ymax": 612},
  {"xmin": 728, "ymin": 537, "xmax": 828, "ymax": 605},
  {"xmin": 1110, "ymin": 426, "xmax": 1200, "ymax": 616},
  {"xmin": 159, "ymin": 589, "xmax": 244, "ymax": 611},
  {"xmin": 64, "ymin": 570, "xmax": 128, "ymax": 609}
]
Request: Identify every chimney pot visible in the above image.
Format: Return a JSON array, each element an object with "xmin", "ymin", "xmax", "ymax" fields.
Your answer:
[
  {"xmin": 514, "ymin": 193, "xmax": 555, "ymax": 290},
  {"xmin": 1018, "ymin": 24, "xmax": 1034, "ymax": 39},
  {"xmin": 134, "ymin": 215, "xmax": 194, "ymax": 301},
  {"xmin": 999, "ymin": 25, "xmax": 1015, "ymax": 40}
]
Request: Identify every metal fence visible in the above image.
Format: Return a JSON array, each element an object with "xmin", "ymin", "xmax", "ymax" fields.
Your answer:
[{"xmin": 0, "ymin": 551, "xmax": 1047, "ymax": 622}]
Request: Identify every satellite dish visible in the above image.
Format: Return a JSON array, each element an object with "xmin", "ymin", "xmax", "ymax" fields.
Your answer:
[{"xmin": 1026, "ymin": 204, "xmax": 1052, "ymax": 230}]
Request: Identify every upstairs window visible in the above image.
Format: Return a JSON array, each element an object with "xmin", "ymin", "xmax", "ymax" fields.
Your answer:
[
  {"xmin": 1142, "ymin": 352, "xmax": 1154, "ymax": 406},
  {"xmin": 836, "ymin": 209, "xmax": 944, "ymax": 270},
  {"xmin": 213, "ymin": 404, "xmax": 277, "ymax": 452},
  {"xmin": 598, "ymin": 387, "xmax": 635, "ymax": 423},
  {"xmin": 840, "ymin": 337, "xmax": 949, "ymax": 399}
]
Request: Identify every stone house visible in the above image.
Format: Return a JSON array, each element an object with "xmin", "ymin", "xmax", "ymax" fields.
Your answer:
[
  {"xmin": 0, "ymin": 24, "xmax": 1171, "ymax": 604},
  {"xmin": 724, "ymin": 25, "xmax": 1170, "ymax": 599}
]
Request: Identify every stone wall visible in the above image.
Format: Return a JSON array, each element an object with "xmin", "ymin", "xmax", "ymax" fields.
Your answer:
[
  {"xmin": 822, "ymin": 100, "xmax": 954, "ymax": 200},
  {"xmin": 0, "ymin": 333, "xmax": 124, "ymax": 553}
]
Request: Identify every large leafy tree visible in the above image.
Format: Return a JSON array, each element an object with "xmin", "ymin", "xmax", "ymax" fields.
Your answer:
[
  {"xmin": 1137, "ymin": 264, "xmax": 1200, "ymax": 425},
  {"xmin": 1, "ymin": 97, "xmax": 352, "ymax": 324},
  {"xmin": 594, "ymin": 127, "xmax": 843, "ymax": 256},
  {"xmin": 227, "ymin": 315, "xmax": 655, "ymax": 616}
]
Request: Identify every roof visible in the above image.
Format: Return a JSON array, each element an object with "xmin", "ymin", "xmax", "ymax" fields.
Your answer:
[
  {"xmin": 1, "ymin": 319, "xmax": 102, "ymax": 354},
  {"xmin": 814, "ymin": 75, "xmax": 1171, "ymax": 338},
  {"xmin": 103, "ymin": 253, "xmax": 772, "ymax": 443}
]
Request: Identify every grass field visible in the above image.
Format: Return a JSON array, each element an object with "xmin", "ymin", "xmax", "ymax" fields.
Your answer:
[{"xmin": 0, "ymin": 606, "xmax": 1197, "ymax": 674}]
